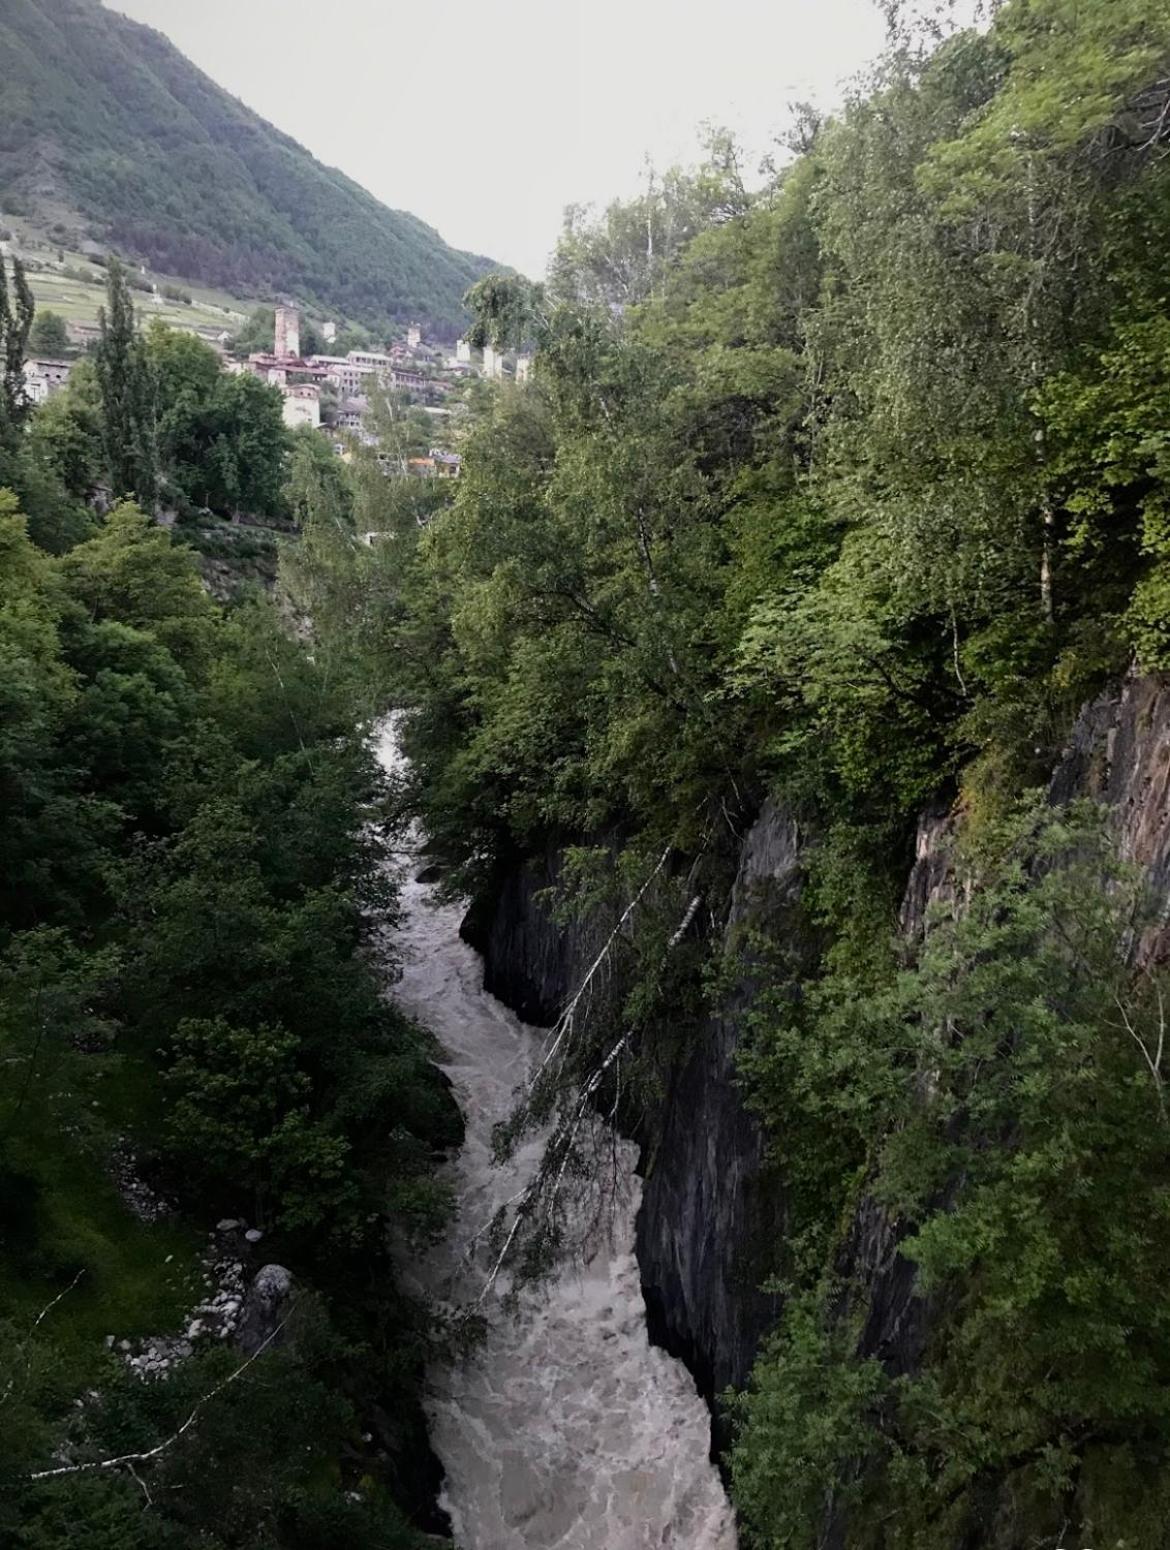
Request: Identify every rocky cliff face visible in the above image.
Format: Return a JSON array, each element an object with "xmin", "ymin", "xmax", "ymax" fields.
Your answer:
[
  {"xmin": 636, "ymin": 803, "xmax": 802, "ymax": 1431},
  {"xmin": 1050, "ymin": 673, "xmax": 1170, "ymax": 965},
  {"xmin": 820, "ymin": 671, "xmax": 1170, "ymax": 1545},
  {"xmin": 459, "ymin": 841, "xmax": 609, "ymax": 1027},
  {"xmin": 459, "ymin": 804, "xmax": 812, "ymax": 1457},
  {"xmin": 461, "ymin": 672, "xmax": 1170, "ymax": 1488}
]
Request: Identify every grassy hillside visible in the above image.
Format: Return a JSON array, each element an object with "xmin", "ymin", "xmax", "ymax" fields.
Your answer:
[
  {"xmin": 0, "ymin": 0, "xmax": 497, "ymax": 334},
  {"xmin": 10, "ymin": 230, "xmax": 250, "ymax": 342}
]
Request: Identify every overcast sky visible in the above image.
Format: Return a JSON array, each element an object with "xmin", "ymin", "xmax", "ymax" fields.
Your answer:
[{"xmin": 106, "ymin": 0, "xmax": 891, "ymax": 278}]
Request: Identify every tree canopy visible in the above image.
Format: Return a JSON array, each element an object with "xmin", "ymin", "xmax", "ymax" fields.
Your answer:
[{"xmin": 332, "ymin": 2, "xmax": 1170, "ymax": 1543}]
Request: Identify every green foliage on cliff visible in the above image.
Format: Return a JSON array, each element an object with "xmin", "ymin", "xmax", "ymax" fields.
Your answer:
[
  {"xmin": 735, "ymin": 803, "xmax": 1170, "ymax": 1546},
  {"xmin": 0, "ymin": 0, "xmax": 497, "ymax": 331},
  {"xmin": 331, "ymin": 0, "xmax": 1170, "ymax": 1543}
]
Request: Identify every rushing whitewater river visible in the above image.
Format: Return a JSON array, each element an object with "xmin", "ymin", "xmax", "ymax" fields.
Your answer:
[{"xmin": 377, "ymin": 727, "xmax": 737, "ymax": 1549}]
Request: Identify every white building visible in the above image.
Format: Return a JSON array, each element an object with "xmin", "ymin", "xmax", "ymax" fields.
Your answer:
[
  {"xmin": 334, "ymin": 396, "xmax": 368, "ymax": 431},
  {"xmin": 282, "ymin": 383, "xmax": 320, "ymax": 430},
  {"xmin": 406, "ymin": 325, "xmax": 422, "ymax": 350},
  {"xmin": 482, "ymin": 344, "xmax": 505, "ymax": 380},
  {"xmin": 456, "ymin": 337, "xmax": 472, "ymax": 364},
  {"xmin": 347, "ymin": 349, "xmax": 393, "ymax": 375},
  {"xmin": 330, "ymin": 368, "xmax": 364, "ymax": 397},
  {"xmin": 23, "ymin": 358, "xmax": 72, "ymax": 405},
  {"xmin": 515, "ymin": 353, "xmax": 533, "ymax": 384}
]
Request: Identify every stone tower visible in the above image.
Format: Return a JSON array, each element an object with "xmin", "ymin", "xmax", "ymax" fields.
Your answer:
[{"xmin": 274, "ymin": 306, "xmax": 300, "ymax": 360}]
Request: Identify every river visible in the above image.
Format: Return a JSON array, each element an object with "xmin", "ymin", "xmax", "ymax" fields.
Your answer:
[{"xmin": 378, "ymin": 725, "xmax": 737, "ymax": 1549}]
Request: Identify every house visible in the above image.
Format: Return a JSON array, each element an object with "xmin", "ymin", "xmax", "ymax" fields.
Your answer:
[
  {"xmin": 247, "ymin": 352, "xmax": 333, "ymax": 388},
  {"xmin": 515, "ymin": 353, "xmax": 533, "ymax": 384},
  {"xmin": 282, "ymin": 383, "xmax": 320, "ymax": 430},
  {"xmin": 327, "ymin": 366, "xmax": 365, "ymax": 397},
  {"xmin": 482, "ymin": 344, "xmax": 505, "ymax": 380},
  {"xmin": 456, "ymin": 337, "xmax": 473, "ymax": 364},
  {"xmin": 318, "ymin": 359, "xmax": 366, "ymax": 396},
  {"xmin": 23, "ymin": 358, "xmax": 72, "ymax": 404},
  {"xmin": 346, "ymin": 349, "xmax": 393, "ymax": 375},
  {"xmin": 334, "ymin": 397, "xmax": 368, "ymax": 431},
  {"xmin": 390, "ymin": 368, "xmax": 451, "ymax": 400},
  {"xmin": 404, "ymin": 450, "xmax": 461, "ymax": 479}
]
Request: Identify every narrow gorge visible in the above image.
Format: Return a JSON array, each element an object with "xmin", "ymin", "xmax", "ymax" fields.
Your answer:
[
  {"xmin": 379, "ymin": 725, "xmax": 736, "ymax": 1547},
  {"xmin": 5, "ymin": 5, "xmax": 1169, "ymax": 1546},
  {"xmin": 420, "ymin": 672, "xmax": 1170, "ymax": 1546}
]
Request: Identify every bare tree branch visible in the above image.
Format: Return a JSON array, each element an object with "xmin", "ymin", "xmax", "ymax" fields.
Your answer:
[
  {"xmin": 29, "ymin": 1317, "xmax": 289, "ymax": 1483},
  {"xmin": 0, "ymin": 1270, "xmax": 86, "ymax": 1410}
]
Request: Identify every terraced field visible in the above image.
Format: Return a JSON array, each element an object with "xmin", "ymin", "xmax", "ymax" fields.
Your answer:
[{"xmin": 7, "ymin": 230, "xmax": 252, "ymax": 340}]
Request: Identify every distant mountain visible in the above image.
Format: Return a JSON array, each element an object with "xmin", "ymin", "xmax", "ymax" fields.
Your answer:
[{"xmin": 0, "ymin": 0, "xmax": 498, "ymax": 333}]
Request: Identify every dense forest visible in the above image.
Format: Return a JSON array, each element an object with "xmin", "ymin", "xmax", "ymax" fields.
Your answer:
[
  {"xmin": 0, "ymin": 258, "xmax": 462, "ymax": 1545},
  {"xmin": 293, "ymin": 0, "xmax": 1170, "ymax": 1544},
  {"xmin": 8, "ymin": 0, "xmax": 1170, "ymax": 1546},
  {"xmin": 0, "ymin": 0, "xmax": 496, "ymax": 333}
]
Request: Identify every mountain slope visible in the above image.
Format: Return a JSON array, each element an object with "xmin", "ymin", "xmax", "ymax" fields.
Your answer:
[{"xmin": 0, "ymin": 0, "xmax": 497, "ymax": 331}]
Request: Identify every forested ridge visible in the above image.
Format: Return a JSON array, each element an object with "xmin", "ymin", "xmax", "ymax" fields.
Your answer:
[
  {"xmin": 0, "ymin": 0, "xmax": 497, "ymax": 332},
  {"xmin": 293, "ymin": 0, "xmax": 1170, "ymax": 1543},
  {"xmin": 0, "ymin": 255, "xmax": 461, "ymax": 1543}
]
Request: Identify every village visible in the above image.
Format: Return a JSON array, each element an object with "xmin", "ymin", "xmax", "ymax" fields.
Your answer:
[{"xmin": 21, "ymin": 301, "xmax": 534, "ymax": 481}]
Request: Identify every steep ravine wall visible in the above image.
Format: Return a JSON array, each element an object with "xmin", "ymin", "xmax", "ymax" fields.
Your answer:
[
  {"xmin": 636, "ymin": 803, "xmax": 805, "ymax": 1432},
  {"xmin": 823, "ymin": 671, "xmax": 1170, "ymax": 1545},
  {"xmin": 459, "ymin": 840, "xmax": 606, "ymax": 1027},
  {"xmin": 459, "ymin": 672, "xmax": 1170, "ymax": 1500},
  {"xmin": 458, "ymin": 804, "xmax": 816, "ymax": 1459}
]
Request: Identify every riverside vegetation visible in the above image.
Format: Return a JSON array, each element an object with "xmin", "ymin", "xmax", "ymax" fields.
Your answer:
[
  {"xmin": 0, "ymin": 257, "xmax": 461, "ymax": 1546},
  {"xmin": 294, "ymin": 0, "xmax": 1170, "ymax": 1545}
]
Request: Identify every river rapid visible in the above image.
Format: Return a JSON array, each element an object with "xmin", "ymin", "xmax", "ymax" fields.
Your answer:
[{"xmin": 377, "ymin": 725, "xmax": 737, "ymax": 1549}]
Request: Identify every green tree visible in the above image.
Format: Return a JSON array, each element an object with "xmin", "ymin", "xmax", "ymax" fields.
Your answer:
[
  {"xmin": 164, "ymin": 1016, "xmax": 352, "ymax": 1230},
  {"xmin": 0, "ymin": 254, "xmax": 34, "ymax": 453},
  {"xmin": 28, "ymin": 311, "xmax": 71, "ymax": 358},
  {"xmin": 27, "ymin": 358, "xmax": 105, "ymax": 501},
  {"xmin": 229, "ymin": 304, "xmax": 276, "ymax": 357},
  {"xmin": 550, "ymin": 128, "xmax": 751, "ymax": 309},
  {"xmin": 95, "ymin": 258, "xmax": 157, "ymax": 506},
  {"xmin": 60, "ymin": 501, "xmax": 213, "ymax": 674},
  {"xmin": 147, "ymin": 324, "xmax": 287, "ymax": 515}
]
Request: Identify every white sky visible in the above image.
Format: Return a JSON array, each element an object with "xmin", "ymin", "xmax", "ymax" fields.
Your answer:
[{"xmin": 106, "ymin": 0, "xmax": 890, "ymax": 278}]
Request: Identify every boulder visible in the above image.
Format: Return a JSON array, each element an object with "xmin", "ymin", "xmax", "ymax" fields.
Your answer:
[{"xmin": 235, "ymin": 1264, "xmax": 294, "ymax": 1355}]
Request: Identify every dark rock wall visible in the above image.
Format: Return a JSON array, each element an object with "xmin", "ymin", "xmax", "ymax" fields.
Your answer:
[
  {"xmin": 1050, "ymin": 673, "xmax": 1170, "ymax": 965},
  {"xmin": 636, "ymin": 803, "xmax": 801, "ymax": 1418},
  {"xmin": 460, "ymin": 803, "xmax": 808, "ymax": 1454},
  {"xmin": 822, "ymin": 672, "xmax": 1170, "ymax": 1544},
  {"xmin": 459, "ymin": 841, "xmax": 608, "ymax": 1027}
]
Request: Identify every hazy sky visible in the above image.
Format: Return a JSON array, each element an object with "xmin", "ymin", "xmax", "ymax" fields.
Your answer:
[{"xmin": 106, "ymin": 0, "xmax": 890, "ymax": 278}]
